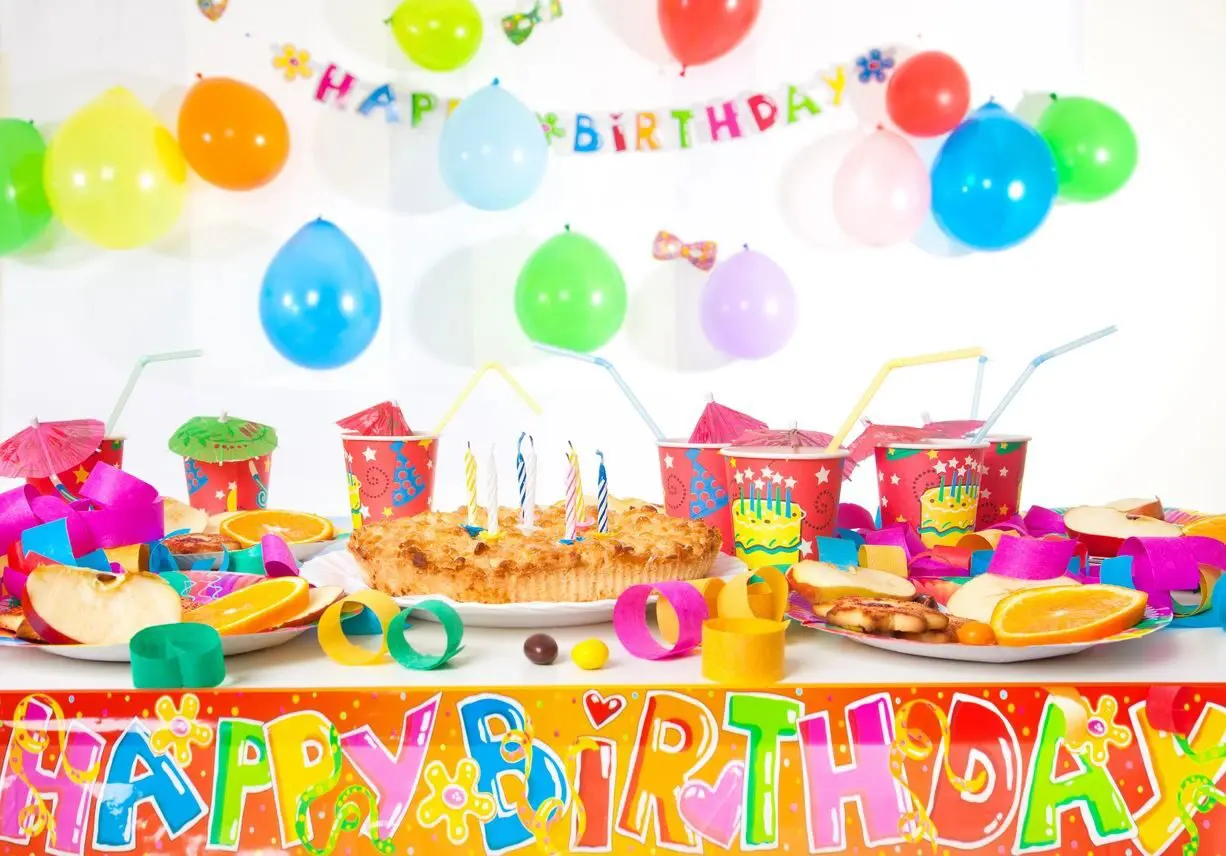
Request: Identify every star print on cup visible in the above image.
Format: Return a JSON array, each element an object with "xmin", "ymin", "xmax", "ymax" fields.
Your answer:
[
  {"xmin": 974, "ymin": 437, "xmax": 1030, "ymax": 529},
  {"xmin": 342, "ymin": 434, "xmax": 439, "ymax": 528},
  {"xmin": 874, "ymin": 442, "xmax": 988, "ymax": 547}
]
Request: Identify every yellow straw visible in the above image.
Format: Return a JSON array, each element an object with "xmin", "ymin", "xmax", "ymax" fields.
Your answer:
[
  {"xmin": 825, "ymin": 347, "xmax": 985, "ymax": 452},
  {"xmin": 433, "ymin": 362, "xmax": 543, "ymax": 435}
]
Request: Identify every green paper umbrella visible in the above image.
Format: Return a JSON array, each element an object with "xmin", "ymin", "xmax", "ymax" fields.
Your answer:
[{"xmin": 168, "ymin": 413, "xmax": 278, "ymax": 463}]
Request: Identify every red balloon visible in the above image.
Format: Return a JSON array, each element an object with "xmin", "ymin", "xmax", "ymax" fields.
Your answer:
[
  {"xmin": 886, "ymin": 51, "xmax": 971, "ymax": 137},
  {"xmin": 658, "ymin": 0, "xmax": 762, "ymax": 70}
]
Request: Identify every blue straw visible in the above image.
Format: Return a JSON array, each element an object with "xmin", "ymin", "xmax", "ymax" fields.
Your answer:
[
  {"xmin": 533, "ymin": 343, "xmax": 665, "ymax": 441},
  {"xmin": 970, "ymin": 355, "xmax": 988, "ymax": 419},
  {"xmin": 971, "ymin": 326, "xmax": 1117, "ymax": 444}
]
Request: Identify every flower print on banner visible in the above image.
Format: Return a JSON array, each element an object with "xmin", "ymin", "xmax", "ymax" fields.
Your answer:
[
  {"xmin": 415, "ymin": 759, "xmax": 497, "ymax": 845},
  {"xmin": 539, "ymin": 112, "xmax": 566, "ymax": 145},
  {"xmin": 197, "ymin": 0, "xmax": 228, "ymax": 21},
  {"xmin": 149, "ymin": 694, "xmax": 214, "ymax": 766},
  {"xmin": 856, "ymin": 48, "xmax": 895, "ymax": 83},
  {"xmin": 274, "ymin": 44, "xmax": 314, "ymax": 81},
  {"xmin": 1062, "ymin": 694, "xmax": 1133, "ymax": 766}
]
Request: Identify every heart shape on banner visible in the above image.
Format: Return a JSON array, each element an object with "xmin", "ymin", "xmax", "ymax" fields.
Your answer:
[
  {"xmin": 582, "ymin": 690, "xmax": 626, "ymax": 729},
  {"xmin": 677, "ymin": 760, "xmax": 746, "ymax": 849},
  {"xmin": 198, "ymin": 0, "xmax": 228, "ymax": 21}
]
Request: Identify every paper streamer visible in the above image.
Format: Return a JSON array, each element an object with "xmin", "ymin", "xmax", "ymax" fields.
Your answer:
[
  {"xmin": 701, "ymin": 618, "xmax": 786, "ymax": 684},
  {"xmin": 614, "ymin": 581, "xmax": 708, "ymax": 660},
  {"xmin": 1116, "ymin": 536, "xmax": 1226, "ymax": 613},
  {"xmin": 985, "ymin": 535, "xmax": 1078, "ymax": 580},
  {"xmin": 655, "ymin": 571, "xmax": 788, "ymax": 645},
  {"xmin": 385, "ymin": 599, "xmax": 464, "ymax": 670},
  {"xmin": 129, "ymin": 623, "xmax": 226, "ymax": 689},
  {"xmin": 499, "ymin": 716, "xmax": 598, "ymax": 855},
  {"xmin": 317, "ymin": 591, "xmax": 403, "ymax": 666},
  {"xmin": 8, "ymin": 693, "xmax": 102, "ymax": 839},
  {"xmin": 260, "ymin": 534, "xmax": 302, "ymax": 578},
  {"xmin": 295, "ymin": 725, "xmax": 394, "ymax": 856}
]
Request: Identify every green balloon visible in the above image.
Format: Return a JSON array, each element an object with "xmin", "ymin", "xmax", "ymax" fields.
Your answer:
[
  {"xmin": 515, "ymin": 230, "xmax": 627, "ymax": 353},
  {"xmin": 0, "ymin": 119, "xmax": 52, "ymax": 255},
  {"xmin": 1036, "ymin": 96, "xmax": 1137, "ymax": 203},
  {"xmin": 390, "ymin": 0, "xmax": 483, "ymax": 72}
]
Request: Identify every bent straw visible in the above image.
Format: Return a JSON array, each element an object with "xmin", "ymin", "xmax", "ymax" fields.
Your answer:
[
  {"xmin": 970, "ymin": 356, "xmax": 988, "ymax": 419},
  {"xmin": 533, "ymin": 343, "xmax": 665, "ymax": 441},
  {"xmin": 107, "ymin": 350, "xmax": 204, "ymax": 435},
  {"xmin": 825, "ymin": 347, "xmax": 985, "ymax": 453},
  {"xmin": 971, "ymin": 326, "xmax": 1117, "ymax": 444},
  {"xmin": 433, "ymin": 362, "xmax": 543, "ymax": 435}
]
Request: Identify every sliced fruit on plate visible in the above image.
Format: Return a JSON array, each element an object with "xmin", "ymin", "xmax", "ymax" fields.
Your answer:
[
  {"xmin": 275, "ymin": 585, "xmax": 346, "ymax": 629},
  {"xmin": 184, "ymin": 576, "xmax": 310, "ymax": 635},
  {"xmin": 220, "ymin": 510, "xmax": 335, "ymax": 547},
  {"xmin": 1105, "ymin": 497, "xmax": 1164, "ymax": 519},
  {"xmin": 164, "ymin": 497, "xmax": 209, "ymax": 535},
  {"xmin": 945, "ymin": 573, "xmax": 1080, "ymax": 623},
  {"xmin": 1182, "ymin": 515, "xmax": 1226, "ymax": 545},
  {"xmin": 787, "ymin": 561, "xmax": 916, "ymax": 605},
  {"xmin": 990, "ymin": 584, "xmax": 1148, "ymax": 647},
  {"xmin": 1063, "ymin": 505, "xmax": 1183, "ymax": 557},
  {"xmin": 21, "ymin": 566, "xmax": 184, "ymax": 646}
]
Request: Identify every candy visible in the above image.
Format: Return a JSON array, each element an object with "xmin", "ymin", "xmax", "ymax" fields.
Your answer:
[
  {"xmin": 571, "ymin": 638, "xmax": 609, "ymax": 670},
  {"xmin": 523, "ymin": 632, "xmax": 558, "ymax": 665}
]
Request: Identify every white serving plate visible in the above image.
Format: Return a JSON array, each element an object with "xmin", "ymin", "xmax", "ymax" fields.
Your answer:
[{"xmin": 30, "ymin": 627, "xmax": 309, "ymax": 663}]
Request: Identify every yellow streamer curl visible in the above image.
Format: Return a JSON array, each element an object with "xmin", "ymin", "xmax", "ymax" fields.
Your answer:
[
  {"xmin": 8, "ymin": 694, "xmax": 102, "ymax": 841},
  {"xmin": 499, "ymin": 717, "xmax": 599, "ymax": 855}
]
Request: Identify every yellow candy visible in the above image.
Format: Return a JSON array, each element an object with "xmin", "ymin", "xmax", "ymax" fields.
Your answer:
[{"xmin": 571, "ymin": 638, "xmax": 609, "ymax": 671}]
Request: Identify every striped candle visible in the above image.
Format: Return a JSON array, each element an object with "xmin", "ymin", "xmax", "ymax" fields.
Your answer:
[
  {"xmin": 464, "ymin": 442, "xmax": 479, "ymax": 528},
  {"xmin": 564, "ymin": 450, "xmax": 579, "ymax": 541},
  {"xmin": 596, "ymin": 450, "xmax": 609, "ymax": 534},
  {"xmin": 569, "ymin": 441, "xmax": 586, "ymax": 526},
  {"xmin": 521, "ymin": 434, "xmax": 537, "ymax": 529},
  {"xmin": 516, "ymin": 433, "xmax": 528, "ymax": 520}
]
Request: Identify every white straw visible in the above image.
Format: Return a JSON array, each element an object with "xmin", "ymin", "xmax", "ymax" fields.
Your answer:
[{"xmin": 107, "ymin": 350, "xmax": 204, "ymax": 435}]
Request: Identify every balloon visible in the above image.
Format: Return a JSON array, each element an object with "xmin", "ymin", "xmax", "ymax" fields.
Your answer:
[
  {"xmin": 700, "ymin": 249, "xmax": 796, "ymax": 360},
  {"xmin": 0, "ymin": 120, "xmax": 52, "ymax": 255},
  {"xmin": 1036, "ymin": 95, "xmax": 1137, "ymax": 202},
  {"xmin": 43, "ymin": 87, "xmax": 186, "ymax": 249},
  {"xmin": 439, "ymin": 83, "xmax": 548, "ymax": 211},
  {"xmin": 931, "ymin": 105, "xmax": 1058, "ymax": 251},
  {"xmin": 832, "ymin": 129, "xmax": 930, "ymax": 246},
  {"xmin": 177, "ymin": 77, "xmax": 290, "ymax": 191},
  {"xmin": 780, "ymin": 129, "xmax": 864, "ymax": 250},
  {"xmin": 390, "ymin": 0, "xmax": 483, "ymax": 72},
  {"xmin": 515, "ymin": 229, "xmax": 626, "ymax": 352},
  {"xmin": 886, "ymin": 51, "xmax": 971, "ymax": 137},
  {"xmin": 658, "ymin": 0, "xmax": 762, "ymax": 69},
  {"xmin": 909, "ymin": 136, "xmax": 971, "ymax": 258},
  {"xmin": 260, "ymin": 219, "xmax": 382, "ymax": 369}
]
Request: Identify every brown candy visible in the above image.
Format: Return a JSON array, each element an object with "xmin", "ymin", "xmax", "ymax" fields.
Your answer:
[
  {"xmin": 523, "ymin": 633, "xmax": 558, "ymax": 666},
  {"xmin": 911, "ymin": 594, "xmax": 939, "ymax": 609}
]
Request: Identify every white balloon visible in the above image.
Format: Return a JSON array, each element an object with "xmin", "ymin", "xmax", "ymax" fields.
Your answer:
[{"xmin": 780, "ymin": 129, "xmax": 865, "ymax": 250}]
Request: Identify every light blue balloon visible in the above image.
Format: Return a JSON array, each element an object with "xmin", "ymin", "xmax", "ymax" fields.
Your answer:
[
  {"xmin": 932, "ymin": 103, "xmax": 1058, "ymax": 251},
  {"xmin": 910, "ymin": 136, "xmax": 971, "ymax": 258},
  {"xmin": 260, "ymin": 219, "xmax": 382, "ymax": 370},
  {"xmin": 439, "ymin": 82, "xmax": 548, "ymax": 211}
]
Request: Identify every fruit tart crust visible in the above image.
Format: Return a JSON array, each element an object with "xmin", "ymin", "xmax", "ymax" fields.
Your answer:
[{"xmin": 348, "ymin": 502, "xmax": 722, "ymax": 604}]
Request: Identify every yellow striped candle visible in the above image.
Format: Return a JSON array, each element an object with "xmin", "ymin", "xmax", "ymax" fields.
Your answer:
[{"xmin": 464, "ymin": 442, "xmax": 479, "ymax": 528}]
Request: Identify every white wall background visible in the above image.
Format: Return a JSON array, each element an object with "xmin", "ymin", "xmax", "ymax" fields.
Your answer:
[{"xmin": 0, "ymin": 0, "xmax": 1221, "ymax": 518}]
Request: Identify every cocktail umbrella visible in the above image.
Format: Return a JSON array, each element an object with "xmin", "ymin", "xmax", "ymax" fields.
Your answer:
[
  {"xmin": 167, "ymin": 413, "xmax": 278, "ymax": 463},
  {"xmin": 846, "ymin": 422, "xmax": 933, "ymax": 466},
  {"xmin": 0, "ymin": 417, "xmax": 107, "ymax": 499},
  {"xmin": 688, "ymin": 394, "xmax": 766, "ymax": 444},
  {"xmin": 730, "ymin": 424, "xmax": 856, "ymax": 479},
  {"xmin": 336, "ymin": 400, "xmax": 412, "ymax": 436},
  {"xmin": 923, "ymin": 419, "xmax": 986, "ymax": 439}
]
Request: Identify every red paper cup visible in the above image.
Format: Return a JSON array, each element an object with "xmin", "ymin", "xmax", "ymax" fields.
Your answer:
[
  {"xmin": 975, "ymin": 436, "xmax": 1030, "ymax": 529},
  {"xmin": 658, "ymin": 441, "xmax": 735, "ymax": 555},
  {"xmin": 874, "ymin": 441, "xmax": 989, "ymax": 547},
  {"xmin": 183, "ymin": 454, "xmax": 273, "ymax": 514},
  {"xmin": 26, "ymin": 437, "xmax": 125, "ymax": 497},
  {"xmin": 343, "ymin": 434, "xmax": 438, "ymax": 528},
  {"xmin": 719, "ymin": 446, "xmax": 849, "ymax": 569}
]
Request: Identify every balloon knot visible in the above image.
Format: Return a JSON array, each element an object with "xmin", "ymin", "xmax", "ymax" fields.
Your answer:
[
  {"xmin": 382, "ymin": 16, "xmax": 391, "ymax": 24},
  {"xmin": 679, "ymin": 67, "xmax": 687, "ymax": 78},
  {"xmin": 195, "ymin": 72, "xmax": 204, "ymax": 80},
  {"xmin": 1049, "ymin": 92, "xmax": 1059, "ymax": 101},
  {"xmin": 875, "ymin": 122, "xmax": 885, "ymax": 131},
  {"xmin": 742, "ymin": 243, "xmax": 749, "ymax": 251},
  {"xmin": 564, "ymin": 223, "xmax": 571, "ymax": 232},
  {"xmin": 492, "ymin": 77, "xmax": 501, "ymax": 86}
]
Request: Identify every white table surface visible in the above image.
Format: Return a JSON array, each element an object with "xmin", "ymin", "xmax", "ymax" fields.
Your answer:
[{"xmin": 1, "ymin": 620, "xmax": 1220, "ymax": 691}]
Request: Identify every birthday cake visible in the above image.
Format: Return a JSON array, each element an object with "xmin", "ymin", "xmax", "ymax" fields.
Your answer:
[
  {"xmin": 347, "ymin": 501, "xmax": 721, "ymax": 603},
  {"xmin": 731, "ymin": 500, "xmax": 805, "ymax": 569},
  {"xmin": 917, "ymin": 484, "xmax": 979, "ymax": 546}
]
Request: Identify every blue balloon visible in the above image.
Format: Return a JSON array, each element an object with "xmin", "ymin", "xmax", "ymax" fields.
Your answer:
[
  {"xmin": 439, "ymin": 82, "xmax": 548, "ymax": 211},
  {"xmin": 260, "ymin": 219, "xmax": 382, "ymax": 370},
  {"xmin": 931, "ymin": 104, "xmax": 1058, "ymax": 251}
]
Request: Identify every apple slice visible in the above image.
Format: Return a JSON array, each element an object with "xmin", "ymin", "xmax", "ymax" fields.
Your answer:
[
  {"xmin": 1064, "ymin": 506, "xmax": 1183, "ymax": 558},
  {"xmin": 946, "ymin": 573, "xmax": 1080, "ymax": 623},
  {"xmin": 1105, "ymin": 497, "xmax": 1164, "ymax": 519},
  {"xmin": 275, "ymin": 586, "xmax": 346, "ymax": 629},
  {"xmin": 164, "ymin": 497, "xmax": 209, "ymax": 535},
  {"xmin": 21, "ymin": 565, "xmax": 183, "ymax": 646},
  {"xmin": 787, "ymin": 560, "xmax": 916, "ymax": 605}
]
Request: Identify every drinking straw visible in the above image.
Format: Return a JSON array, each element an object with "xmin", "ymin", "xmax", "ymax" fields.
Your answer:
[
  {"xmin": 532, "ymin": 343, "xmax": 665, "ymax": 441},
  {"xmin": 971, "ymin": 326, "xmax": 1117, "ymax": 444},
  {"xmin": 825, "ymin": 347, "xmax": 985, "ymax": 453},
  {"xmin": 970, "ymin": 356, "xmax": 988, "ymax": 419},
  {"xmin": 432, "ymin": 362, "xmax": 543, "ymax": 435},
  {"xmin": 106, "ymin": 350, "xmax": 204, "ymax": 435}
]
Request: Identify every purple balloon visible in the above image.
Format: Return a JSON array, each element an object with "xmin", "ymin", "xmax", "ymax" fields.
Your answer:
[{"xmin": 699, "ymin": 249, "xmax": 798, "ymax": 359}]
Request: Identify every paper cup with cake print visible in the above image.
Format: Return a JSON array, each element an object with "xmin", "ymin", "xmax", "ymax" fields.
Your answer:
[
  {"xmin": 26, "ymin": 437, "xmax": 125, "ymax": 498},
  {"xmin": 343, "ymin": 434, "xmax": 439, "ymax": 527},
  {"xmin": 658, "ymin": 441, "xmax": 734, "ymax": 554},
  {"xmin": 874, "ymin": 441, "xmax": 989, "ymax": 547},
  {"xmin": 974, "ymin": 436, "xmax": 1030, "ymax": 529},
  {"xmin": 169, "ymin": 414, "xmax": 278, "ymax": 514},
  {"xmin": 720, "ymin": 446, "xmax": 850, "ymax": 569}
]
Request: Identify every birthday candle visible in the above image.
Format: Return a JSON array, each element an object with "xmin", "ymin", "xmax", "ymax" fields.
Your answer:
[
  {"xmin": 564, "ymin": 449, "xmax": 578, "ymax": 541},
  {"xmin": 516, "ymin": 433, "xmax": 527, "ymax": 516},
  {"xmin": 464, "ymin": 443, "xmax": 479, "ymax": 528},
  {"xmin": 484, "ymin": 445, "xmax": 499, "ymax": 535},
  {"xmin": 785, "ymin": 486, "xmax": 792, "ymax": 517},
  {"xmin": 569, "ymin": 442, "xmax": 586, "ymax": 525},
  {"xmin": 523, "ymin": 435, "xmax": 537, "ymax": 529},
  {"xmin": 938, "ymin": 475, "xmax": 945, "ymax": 502},
  {"xmin": 596, "ymin": 450, "xmax": 609, "ymax": 534}
]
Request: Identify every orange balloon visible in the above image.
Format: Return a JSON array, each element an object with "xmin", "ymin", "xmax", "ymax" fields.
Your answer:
[{"xmin": 177, "ymin": 77, "xmax": 289, "ymax": 190}]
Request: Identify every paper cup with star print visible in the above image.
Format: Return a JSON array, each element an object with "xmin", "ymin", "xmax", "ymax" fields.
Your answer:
[
  {"xmin": 973, "ymin": 436, "xmax": 1030, "ymax": 529},
  {"xmin": 182, "ymin": 454, "xmax": 273, "ymax": 514},
  {"xmin": 874, "ymin": 441, "xmax": 990, "ymax": 547},
  {"xmin": 719, "ymin": 446, "xmax": 850, "ymax": 567},
  {"xmin": 658, "ymin": 441, "xmax": 735, "ymax": 554},
  {"xmin": 343, "ymin": 434, "xmax": 439, "ymax": 528},
  {"xmin": 26, "ymin": 436, "xmax": 125, "ymax": 497}
]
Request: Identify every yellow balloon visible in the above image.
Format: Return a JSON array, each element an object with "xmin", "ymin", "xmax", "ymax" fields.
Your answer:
[{"xmin": 44, "ymin": 87, "xmax": 187, "ymax": 249}]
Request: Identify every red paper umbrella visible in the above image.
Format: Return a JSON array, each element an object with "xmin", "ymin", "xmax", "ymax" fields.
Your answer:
[
  {"xmin": 0, "ymin": 418, "xmax": 105, "ymax": 479},
  {"xmin": 731, "ymin": 425, "xmax": 856, "ymax": 479},
  {"xmin": 336, "ymin": 401, "xmax": 412, "ymax": 436},
  {"xmin": 923, "ymin": 419, "xmax": 986, "ymax": 439},
  {"xmin": 688, "ymin": 394, "xmax": 767, "ymax": 444},
  {"xmin": 846, "ymin": 421, "xmax": 934, "ymax": 466}
]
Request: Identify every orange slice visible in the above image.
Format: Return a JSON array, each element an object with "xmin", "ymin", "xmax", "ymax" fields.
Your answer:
[
  {"xmin": 184, "ymin": 577, "xmax": 310, "ymax": 636},
  {"xmin": 990, "ymin": 584, "xmax": 1147, "ymax": 647},
  {"xmin": 1183, "ymin": 515, "xmax": 1226, "ymax": 545},
  {"xmin": 220, "ymin": 510, "xmax": 334, "ymax": 547}
]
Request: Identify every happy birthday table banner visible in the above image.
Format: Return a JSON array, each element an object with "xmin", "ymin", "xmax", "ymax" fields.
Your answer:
[
  {"xmin": 268, "ymin": 42, "xmax": 873, "ymax": 154},
  {"xmin": 1, "ymin": 683, "xmax": 1223, "ymax": 855}
]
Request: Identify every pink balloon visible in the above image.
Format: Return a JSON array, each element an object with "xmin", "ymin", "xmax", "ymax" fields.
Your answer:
[{"xmin": 833, "ymin": 130, "xmax": 930, "ymax": 246}]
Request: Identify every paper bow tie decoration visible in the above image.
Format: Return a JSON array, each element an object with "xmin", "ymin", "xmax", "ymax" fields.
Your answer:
[
  {"xmin": 652, "ymin": 230, "xmax": 717, "ymax": 272},
  {"xmin": 502, "ymin": 0, "xmax": 563, "ymax": 46}
]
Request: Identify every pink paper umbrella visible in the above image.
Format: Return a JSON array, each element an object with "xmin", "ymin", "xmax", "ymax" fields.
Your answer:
[
  {"xmin": 336, "ymin": 401, "xmax": 412, "ymax": 436},
  {"xmin": 923, "ymin": 419, "xmax": 986, "ymax": 439},
  {"xmin": 688, "ymin": 394, "xmax": 767, "ymax": 444},
  {"xmin": 844, "ymin": 421, "xmax": 934, "ymax": 479},
  {"xmin": 0, "ymin": 418, "xmax": 105, "ymax": 500},
  {"xmin": 731, "ymin": 425, "xmax": 856, "ymax": 478}
]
